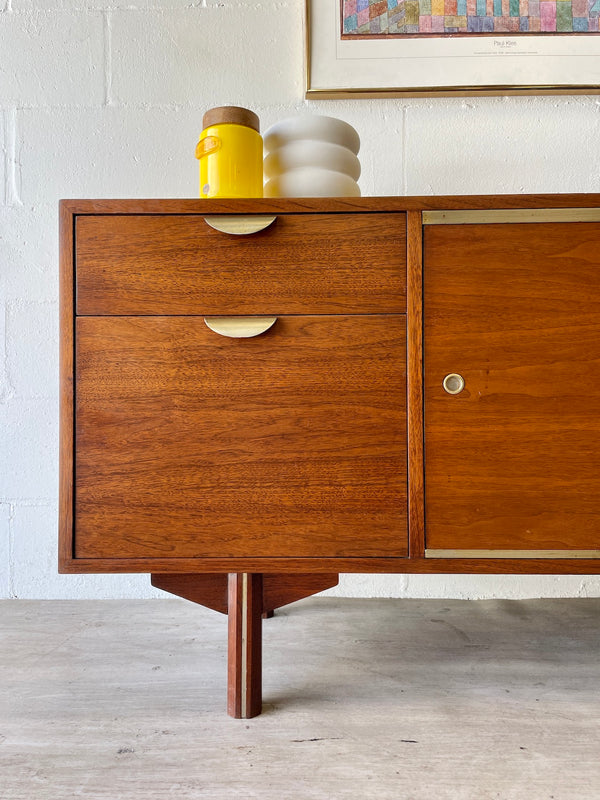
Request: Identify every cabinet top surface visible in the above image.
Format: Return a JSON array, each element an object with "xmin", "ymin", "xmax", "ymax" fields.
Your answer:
[{"xmin": 59, "ymin": 194, "xmax": 600, "ymax": 215}]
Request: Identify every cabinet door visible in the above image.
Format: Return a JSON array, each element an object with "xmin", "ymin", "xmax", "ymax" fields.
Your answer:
[
  {"xmin": 424, "ymin": 220, "xmax": 600, "ymax": 555},
  {"xmin": 75, "ymin": 315, "xmax": 407, "ymax": 560}
]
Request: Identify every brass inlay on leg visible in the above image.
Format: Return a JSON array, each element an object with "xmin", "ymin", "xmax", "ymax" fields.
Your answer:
[{"xmin": 241, "ymin": 572, "xmax": 248, "ymax": 718}]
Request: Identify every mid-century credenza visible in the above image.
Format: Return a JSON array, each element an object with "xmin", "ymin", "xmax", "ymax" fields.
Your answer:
[{"xmin": 59, "ymin": 195, "xmax": 600, "ymax": 717}]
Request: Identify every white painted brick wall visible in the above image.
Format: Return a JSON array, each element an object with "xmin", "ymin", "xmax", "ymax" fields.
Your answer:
[
  {"xmin": 1, "ymin": 112, "xmax": 6, "ymax": 204},
  {"xmin": 403, "ymin": 98, "xmax": 600, "ymax": 195},
  {"xmin": 0, "ymin": 504, "xmax": 9, "ymax": 597},
  {"xmin": 1, "ymin": 397, "xmax": 58, "ymax": 499},
  {"xmin": 110, "ymin": 7, "xmax": 304, "ymax": 106},
  {"xmin": 0, "ymin": 10, "xmax": 105, "ymax": 107},
  {"xmin": 0, "ymin": 304, "xmax": 7, "ymax": 400},
  {"xmin": 1, "ymin": 0, "xmax": 599, "ymax": 598},
  {"xmin": 1, "ymin": 205, "xmax": 59, "ymax": 301},
  {"xmin": 19, "ymin": 107, "xmax": 199, "ymax": 203}
]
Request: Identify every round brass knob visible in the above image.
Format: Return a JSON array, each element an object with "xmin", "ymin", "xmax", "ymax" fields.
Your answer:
[{"xmin": 443, "ymin": 373, "xmax": 465, "ymax": 395}]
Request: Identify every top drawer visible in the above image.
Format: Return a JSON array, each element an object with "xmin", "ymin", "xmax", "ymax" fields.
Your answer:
[{"xmin": 75, "ymin": 213, "xmax": 406, "ymax": 315}]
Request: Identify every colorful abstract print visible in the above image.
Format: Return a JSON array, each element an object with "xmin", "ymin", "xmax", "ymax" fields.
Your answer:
[{"xmin": 342, "ymin": 0, "xmax": 600, "ymax": 33}]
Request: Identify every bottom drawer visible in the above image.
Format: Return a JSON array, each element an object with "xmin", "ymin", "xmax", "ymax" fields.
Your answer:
[{"xmin": 74, "ymin": 315, "xmax": 408, "ymax": 560}]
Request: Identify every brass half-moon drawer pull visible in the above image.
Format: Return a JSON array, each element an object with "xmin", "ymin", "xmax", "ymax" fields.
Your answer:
[
  {"xmin": 203, "ymin": 215, "xmax": 277, "ymax": 235},
  {"xmin": 204, "ymin": 316, "xmax": 277, "ymax": 338}
]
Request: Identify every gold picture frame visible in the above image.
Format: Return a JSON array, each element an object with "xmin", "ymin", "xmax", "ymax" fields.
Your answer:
[{"xmin": 305, "ymin": 0, "xmax": 600, "ymax": 97}]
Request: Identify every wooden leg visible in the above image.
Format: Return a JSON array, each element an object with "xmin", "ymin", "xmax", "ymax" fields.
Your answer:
[
  {"xmin": 227, "ymin": 573, "xmax": 263, "ymax": 719},
  {"xmin": 150, "ymin": 571, "xmax": 339, "ymax": 719}
]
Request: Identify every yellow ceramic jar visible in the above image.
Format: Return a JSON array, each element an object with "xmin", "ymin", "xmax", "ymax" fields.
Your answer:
[{"xmin": 195, "ymin": 106, "xmax": 263, "ymax": 199}]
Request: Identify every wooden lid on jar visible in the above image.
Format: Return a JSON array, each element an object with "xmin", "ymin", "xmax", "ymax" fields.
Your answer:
[{"xmin": 202, "ymin": 106, "xmax": 260, "ymax": 132}]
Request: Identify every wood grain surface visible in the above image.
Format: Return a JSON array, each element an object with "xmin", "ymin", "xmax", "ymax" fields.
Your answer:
[
  {"xmin": 59, "ymin": 202, "xmax": 74, "ymax": 566},
  {"xmin": 60, "ymin": 197, "xmax": 600, "ymax": 575},
  {"xmin": 74, "ymin": 315, "xmax": 408, "ymax": 560},
  {"xmin": 227, "ymin": 573, "xmax": 263, "ymax": 718},
  {"xmin": 406, "ymin": 211, "xmax": 425, "ymax": 558},
  {"xmin": 60, "ymin": 555, "xmax": 600, "ymax": 574},
  {"xmin": 75, "ymin": 213, "xmax": 406, "ymax": 315},
  {"xmin": 150, "ymin": 573, "xmax": 229, "ymax": 613},
  {"xmin": 149, "ymin": 572, "xmax": 339, "ymax": 615},
  {"xmin": 424, "ymin": 222, "xmax": 600, "ymax": 551},
  {"xmin": 262, "ymin": 573, "xmax": 339, "ymax": 611},
  {"xmin": 61, "ymin": 194, "xmax": 600, "ymax": 217}
]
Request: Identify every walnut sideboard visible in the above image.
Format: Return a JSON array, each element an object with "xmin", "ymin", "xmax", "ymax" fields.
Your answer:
[{"xmin": 59, "ymin": 195, "xmax": 600, "ymax": 717}]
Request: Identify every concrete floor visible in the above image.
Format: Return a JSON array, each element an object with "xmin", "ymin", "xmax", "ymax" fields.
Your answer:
[{"xmin": 0, "ymin": 597, "xmax": 599, "ymax": 800}]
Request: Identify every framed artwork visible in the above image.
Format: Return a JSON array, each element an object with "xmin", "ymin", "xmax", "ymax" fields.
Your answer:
[{"xmin": 305, "ymin": 0, "xmax": 600, "ymax": 96}]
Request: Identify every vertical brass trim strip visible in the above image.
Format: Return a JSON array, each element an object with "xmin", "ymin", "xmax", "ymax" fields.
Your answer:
[
  {"xmin": 240, "ymin": 573, "xmax": 248, "ymax": 718},
  {"xmin": 423, "ymin": 209, "xmax": 600, "ymax": 225}
]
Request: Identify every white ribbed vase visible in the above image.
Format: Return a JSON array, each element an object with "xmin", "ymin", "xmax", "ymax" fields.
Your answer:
[{"xmin": 263, "ymin": 116, "xmax": 361, "ymax": 198}]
